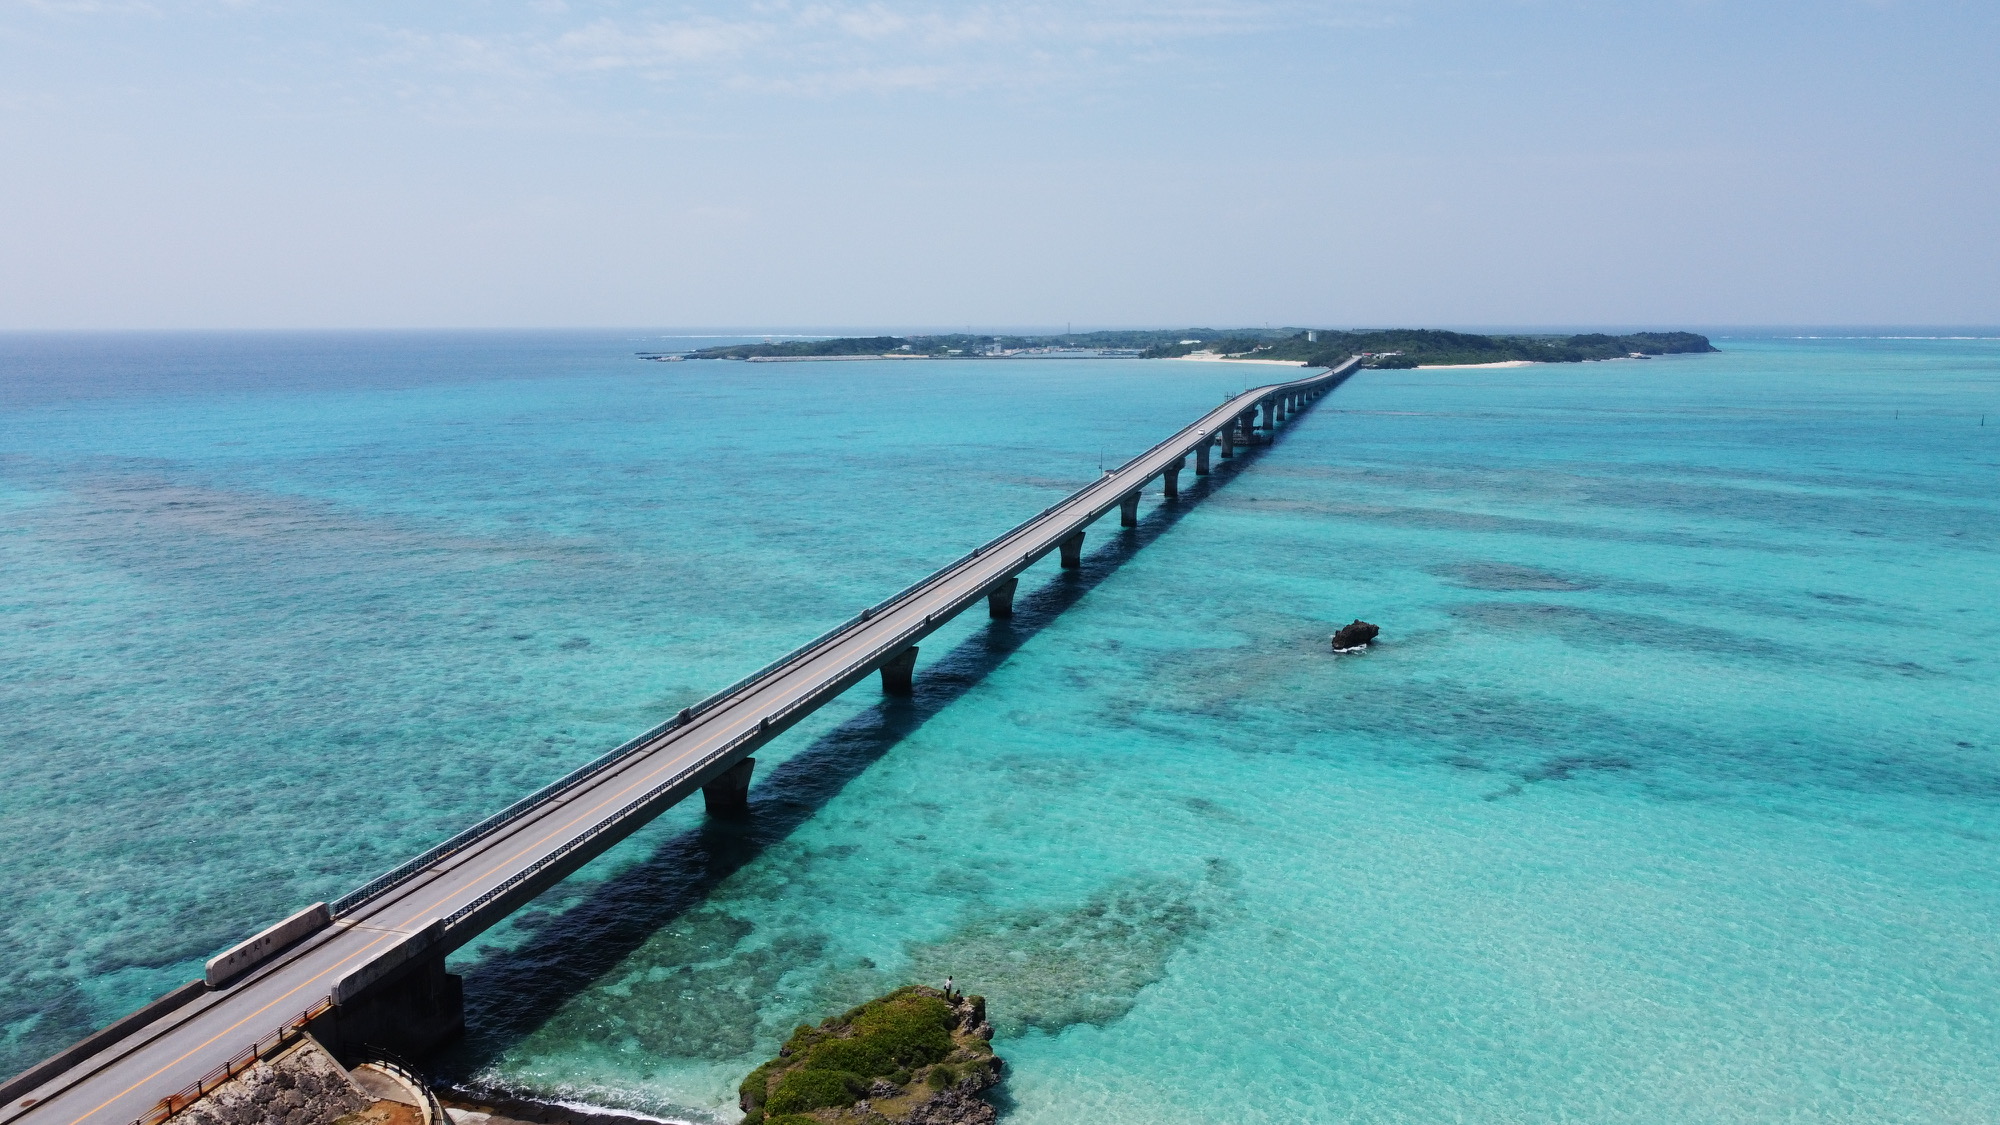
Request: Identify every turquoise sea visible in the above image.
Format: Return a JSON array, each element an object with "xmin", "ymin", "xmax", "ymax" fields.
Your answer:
[{"xmin": 3, "ymin": 332, "xmax": 1997, "ymax": 1123}]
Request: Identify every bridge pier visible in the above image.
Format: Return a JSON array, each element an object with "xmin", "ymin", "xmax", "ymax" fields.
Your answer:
[
  {"xmin": 1262, "ymin": 400, "xmax": 1279, "ymax": 433},
  {"xmin": 701, "ymin": 756, "xmax": 755, "ymax": 817},
  {"xmin": 1059, "ymin": 530, "xmax": 1085, "ymax": 568},
  {"xmin": 1195, "ymin": 441, "xmax": 1211, "ymax": 475},
  {"xmin": 1219, "ymin": 427, "xmax": 1234, "ymax": 459},
  {"xmin": 987, "ymin": 577, "xmax": 1018, "ymax": 618},
  {"xmin": 319, "ymin": 953, "xmax": 463, "ymax": 1060},
  {"xmin": 880, "ymin": 647, "xmax": 918, "ymax": 695},
  {"xmin": 1242, "ymin": 411, "xmax": 1260, "ymax": 445},
  {"xmin": 1119, "ymin": 491, "xmax": 1141, "ymax": 527},
  {"xmin": 1162, "ymin": 455, "xmax": 1184, "ymax": 499}
]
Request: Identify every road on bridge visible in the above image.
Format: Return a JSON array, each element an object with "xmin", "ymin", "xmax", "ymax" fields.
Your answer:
[{"xmin": 3, "ymin": 357, "xmax": 1360, "ymax": 1125}]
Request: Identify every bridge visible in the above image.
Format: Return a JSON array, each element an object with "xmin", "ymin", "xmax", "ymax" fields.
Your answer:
[{"xmin": 2, "ymin": 356, "xmax": 1362, "ymax": 1125}]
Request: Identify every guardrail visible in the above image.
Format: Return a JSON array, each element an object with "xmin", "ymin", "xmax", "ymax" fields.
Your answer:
[
  {"xmin": 0, "ymin": 981, "xmax": 209, "ymax": 1107},
  {"xmin": 439, "ymin": 586, "xmax": 950, "ymax": 931},
  {"xmin": 330, "ymin": 358, "xmax": 1357, "ymax": 920},
  {"xmin": 129, "ymin": 999, "xmax": 333, "ymax": 1125},
  {"xmin": 350, "ymin": 1049, "xmax": 448, "ymax": 1125}
]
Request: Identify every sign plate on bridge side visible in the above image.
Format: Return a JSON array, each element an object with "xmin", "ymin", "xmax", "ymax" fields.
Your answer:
[{"xmin": 204, "ymin": 902, "xmax": 330, "ymax": 988}]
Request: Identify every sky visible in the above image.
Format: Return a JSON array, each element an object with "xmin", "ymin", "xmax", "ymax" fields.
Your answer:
[{"xmin": 1, "ymin": 0, "xmax": 1996, "ymax": 330}]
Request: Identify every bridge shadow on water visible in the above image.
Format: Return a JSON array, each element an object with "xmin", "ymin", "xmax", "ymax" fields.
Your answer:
[{"xmin": 439, "ymin": 434, "xmax": 1298, "ymax": 1075}]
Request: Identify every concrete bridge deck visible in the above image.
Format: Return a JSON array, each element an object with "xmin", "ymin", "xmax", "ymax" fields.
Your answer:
[{"xmin": 2, "ymin": 356, "xmax": 1360, "ymax": 1125}]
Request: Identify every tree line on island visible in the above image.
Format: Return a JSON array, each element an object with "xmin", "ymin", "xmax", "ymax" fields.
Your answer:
[{"xmin": 678, "ymin": 328, "xmax": 1716, "ymax": 367}]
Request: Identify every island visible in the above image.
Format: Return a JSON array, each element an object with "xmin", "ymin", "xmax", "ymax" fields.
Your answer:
[
  {"xmin": 666, "ymin": 328, "xmax": 1715, "ymax": 367},
  {"xmin": 737, "ymin": 986, "xmax": 1002, "ymax": 1125}
]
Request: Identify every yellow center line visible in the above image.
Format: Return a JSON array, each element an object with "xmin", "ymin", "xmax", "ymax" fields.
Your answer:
[{"xmin": 60, "ymin": 928, "xmax": 402, "ymax": 1125}]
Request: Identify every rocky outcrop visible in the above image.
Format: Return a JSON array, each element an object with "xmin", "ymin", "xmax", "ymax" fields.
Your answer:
[
  {"xmin": 739, "ymin": 987, "xmax": 1001, "ymax": 1125},
  {"xmin": 1331, "ymin": 620, "xmax": 1379, "ymax": 651},
  {"xmin": 902, "ymin": 1086, "xmax": 995, "ymax": 1125},
  {"xmin": 176, "ymin": 1037, "xmax": 368, "ymax": 1125}
]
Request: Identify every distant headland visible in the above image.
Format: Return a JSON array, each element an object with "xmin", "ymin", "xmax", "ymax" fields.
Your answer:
[{"xmin": 660, "ymin": 328, "xmax": 1716, "ymax": 368}]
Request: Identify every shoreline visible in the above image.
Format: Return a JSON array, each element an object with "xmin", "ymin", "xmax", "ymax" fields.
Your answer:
[
  {"xmin": 1167, "ymin": 354, "xmax": 1306, "ymax": 366},
  {"xmin": 726, "ymin": 353, "xmax": 1142, "ymax": 362},
  {"xmin": 437, "ymin": 1085, "xmax": 700, "ymax": 1125},
  {"xmin": 1414, "ymin": 359, "xmax": 1537, "ymax": 369}
]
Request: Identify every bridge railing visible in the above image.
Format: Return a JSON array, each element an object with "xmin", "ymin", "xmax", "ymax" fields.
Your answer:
[
  {"xmin": 129, "ymin": 999, "xmax": 332, "ymax": 1125},
  {"xmin": 431, "ymin": 363, "xmax": 1361, "ymax": 935},
  {"xmin": 330, "ymin": 358, "xmax": 1356, "ymax": 919},
  {"xmin": 1090, "ymin": 359, "xmax": 1357, "ymax": 502},
  {"xmin": 330, "ymin": 501, "xmax": 1075, "ymax": 918}
]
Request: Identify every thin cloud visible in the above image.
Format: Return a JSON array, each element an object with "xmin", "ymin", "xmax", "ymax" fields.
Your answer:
[
  {"xmin": 548, "ymin": 17, "xmax": 772, "ymax": 70},
  {"xmin": 372, "ymin": 1, "xmax": 1400, "ymax": 94}
]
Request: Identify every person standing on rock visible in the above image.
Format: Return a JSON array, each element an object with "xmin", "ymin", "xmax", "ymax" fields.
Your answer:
[{"xmin": 944, "ymin": 976, "xmax": 955, "ymax": 1000}]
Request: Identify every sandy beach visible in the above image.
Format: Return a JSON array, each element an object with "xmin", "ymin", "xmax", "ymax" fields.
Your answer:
[{"xmin": 1415, "ymin": 359, "xmax": 1537, "ymax": 369}]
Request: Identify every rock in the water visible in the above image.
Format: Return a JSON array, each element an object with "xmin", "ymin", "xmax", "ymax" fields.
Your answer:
[
  {"xmin": 738, "ymin": 986, "xmax": 1001, "ymax": 1125},
  {"xmin": 1331, "ymin": 620, "xmax": 1380, "ymax": 651}
]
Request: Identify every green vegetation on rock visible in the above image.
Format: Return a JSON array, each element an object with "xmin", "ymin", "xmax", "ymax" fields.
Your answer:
[{"xmin": 737, "ymin": 986, "xmax": 1001, "ymax": 1125}]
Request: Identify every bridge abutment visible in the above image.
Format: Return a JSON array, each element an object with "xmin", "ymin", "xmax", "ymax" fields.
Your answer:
[
  {"xmin": 880, "ymin": 646, "xmax": 919, "ymax": 695},
  {"xmin": 319, "ymin": 954, "xmax": 463, "ymax": 1061}
]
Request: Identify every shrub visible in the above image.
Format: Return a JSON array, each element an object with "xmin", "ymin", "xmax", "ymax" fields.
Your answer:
[
  {"xmin": 804, "ymin": 1036, "xmax": 892, "ymax": 1076},
  {"xmin": 738, "ymin": 986, "xmax": 984, "ymax": 1124},
  {"xmin": 738, "ymin": 1060, "xmax": 780, "ymax": 1110},
  {"xmin": 766, "ymin": 1068, "xmax": 866, "ymax": 1114},
  {"xmin": 849, "ymin": 995, "xmax": 954, "ymax": 1069},
  {"xmin": 780, "ymin": 1024, "xmax": 823, "ymax": 1057},
  {"xmin": 794, "ymin": 993, "xmax": 956, "ymax": 1082}
]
